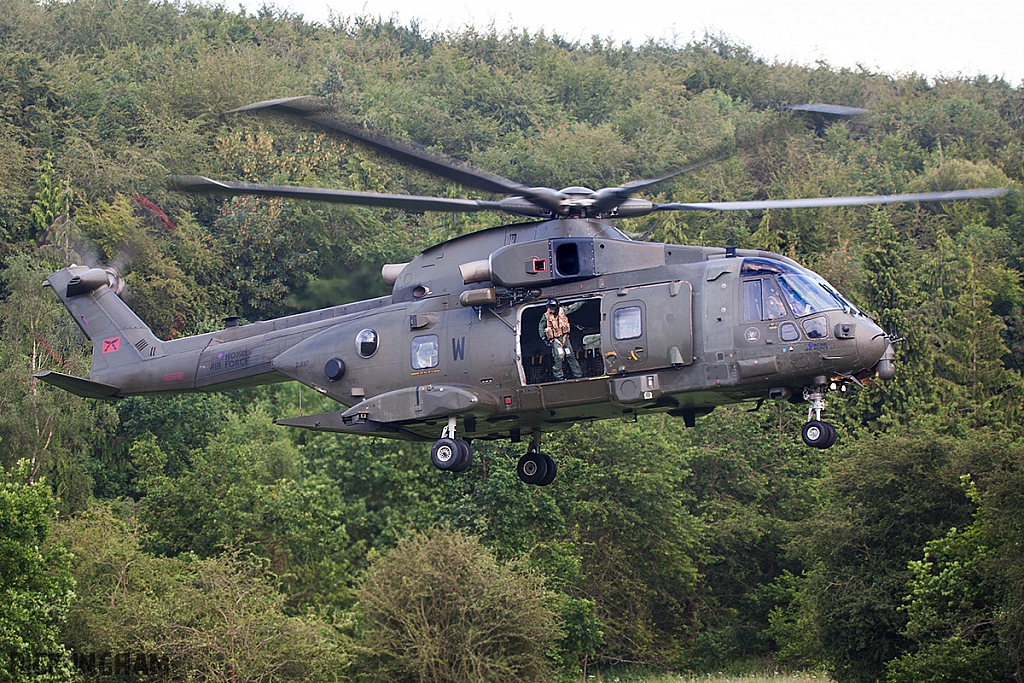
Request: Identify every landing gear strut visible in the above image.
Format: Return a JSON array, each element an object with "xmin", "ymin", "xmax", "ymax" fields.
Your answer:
[
  {"xmin": 517, "ymin": 432, "xmax": 557, "ymax": 486},
  {"xmin": 801, "ymin": 384, "xmax": 838, "ymax": 449},
  {"xmin": 431, "ymin": 417, "xmax": 473, "ymax": 472}
]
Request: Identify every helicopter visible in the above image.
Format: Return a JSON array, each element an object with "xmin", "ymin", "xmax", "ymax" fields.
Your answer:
[{"xmin": 35, "ymin": 97, "xmax": 1009, "ymax": 486}]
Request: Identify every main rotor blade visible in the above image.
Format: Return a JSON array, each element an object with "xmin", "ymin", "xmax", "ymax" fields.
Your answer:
[
  {"xmin": 227, "ymin": 97, "xmax": 531, "ymax": 197},
  {"xmin": 654, "ymin": 187, "xmax": 1009, "ymax": 212},
  {"xmin": 225, "ymin": 96, "xmax": 332, "ymax": 116},
  {"xmin": 589, "ymin": 150, "xmax": 731, "ymax": 214},
  {"xmin": 170, "ymin": 176, "xmax": 505, "ymax": 213},
  {"xmin": 785, "ymin": 103, "xmax": 870, "ymax": 116}
]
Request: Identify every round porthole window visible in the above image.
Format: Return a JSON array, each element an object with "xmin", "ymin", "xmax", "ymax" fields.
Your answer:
[{"xmin": 356, "ymin": 329, "xmax": 379, "ymax": 358}]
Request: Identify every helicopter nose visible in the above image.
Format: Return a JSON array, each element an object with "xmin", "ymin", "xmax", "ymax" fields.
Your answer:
[{"xmin": 856, "ymin": 319, "xmax": 889, "ymax": 371}]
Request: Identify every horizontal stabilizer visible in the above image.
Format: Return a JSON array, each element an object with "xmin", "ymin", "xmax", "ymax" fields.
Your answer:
[{"xmin": 33, "ymin": 371, "xmax": 122, "ymax": 400}]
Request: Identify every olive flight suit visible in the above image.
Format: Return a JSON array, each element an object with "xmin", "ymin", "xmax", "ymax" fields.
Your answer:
[{"xmin": 539, "ymin": 301, "xmax": 584, "ymax": 380}]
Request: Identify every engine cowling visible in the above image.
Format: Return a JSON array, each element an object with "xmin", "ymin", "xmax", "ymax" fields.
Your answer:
[{"xmin": 66, "ymin": 267, "xmax": 125, "ymax": 297}]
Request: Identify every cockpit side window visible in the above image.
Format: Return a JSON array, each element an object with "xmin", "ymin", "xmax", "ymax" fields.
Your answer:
[
  {"xmin": 743, "ymin": 280, "xmax": 763, "ymax": 321},
  {"xmin": 744, "ymin": 278, "xmax": 789, "ymax": 321},
  {"xmin": 762, "ymin": 278, "xmax": 788, "ymax": 319}
]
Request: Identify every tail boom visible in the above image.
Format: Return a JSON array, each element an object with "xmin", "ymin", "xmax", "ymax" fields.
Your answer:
[
  {"xmin": 41, "ymin": 265, "xmax": 393, "ymax": 399},
  {"xmin": 42, "ymin": 265, "xmax": 287, "ymax": 396}
]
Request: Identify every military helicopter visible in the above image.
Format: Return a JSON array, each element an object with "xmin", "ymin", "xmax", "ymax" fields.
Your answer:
[{"xmin": 35, "ymin": 97, "xmax": 1008, "ymax": 485}]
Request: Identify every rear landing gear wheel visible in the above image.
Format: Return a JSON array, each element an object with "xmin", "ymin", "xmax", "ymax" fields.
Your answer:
[
  {"xmin": 802, "ymin": 420, "xmax": 837, "ymax": 448},
  {"xmin": 517, "ymin": 452, "xmax": 549, "ymax": 485},
  {"xmin": 432, "ymin": 418, "xmax": 473, "ymax": 473}
]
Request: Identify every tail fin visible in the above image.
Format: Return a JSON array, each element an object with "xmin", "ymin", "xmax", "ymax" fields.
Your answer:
[{"xmin": 43, "ymin": 266, "xmax": 162, "ymax": 380}]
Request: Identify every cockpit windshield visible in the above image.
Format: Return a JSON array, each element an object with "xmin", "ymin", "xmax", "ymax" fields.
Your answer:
[
  {"xmin": 777, "ymin": 274, "xmax": 842, "ymax": 317},
  {"xmin": 741, "ymin": 257, "xmax": 864, "ymax": 318},
  {"xmin": 821, "ymin": 282, "xmax": 863, "ymax": 316}
]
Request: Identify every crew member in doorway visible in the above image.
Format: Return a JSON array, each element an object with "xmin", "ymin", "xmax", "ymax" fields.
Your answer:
[{"xmin": 540, "ymin": 298, "xmax": 584, "ymax": 381}]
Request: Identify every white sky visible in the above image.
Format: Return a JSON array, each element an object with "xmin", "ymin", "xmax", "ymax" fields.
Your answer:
[{"xmin": 245, "ymin": 0, "xmax": 1023, "ymax": 86}]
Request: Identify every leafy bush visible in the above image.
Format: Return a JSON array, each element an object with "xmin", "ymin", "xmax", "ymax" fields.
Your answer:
[
  {"xmin": 353, "ymin": 528, "xmax": 560, "ymax": 682},
  {"xmin": 886, "ymin": 638, "xmax": 1009, "ymax": 683},
  {"xmin": 53, "ymin": 504, "xmax": 348, "ymax": 682}
]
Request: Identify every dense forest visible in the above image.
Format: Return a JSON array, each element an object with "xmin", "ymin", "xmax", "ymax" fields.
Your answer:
[{"xmin": 1, "ymin": 0, "xmax": 1023, "ymax": 680}]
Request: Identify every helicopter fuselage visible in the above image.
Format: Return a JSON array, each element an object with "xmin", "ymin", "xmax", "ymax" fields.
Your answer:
[{"xmin": 39, "ymin": 218, "xmax": 890, "ymax": 447}]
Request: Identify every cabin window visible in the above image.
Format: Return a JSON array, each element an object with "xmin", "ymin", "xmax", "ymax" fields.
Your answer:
[
  {"xmin": 802, "ymin": 316, "xmax": 828, "ymax": 339},
  {"xmin": 356, "ymin": 329, "xmax": 379, "ymax": 358},
  {"xmin": 613, "ymin": 307, "xmax": 642, "ymax": 340},
  {"xmin": 411, "ymin": 334, "xmax": 439, "ymax": 369}
]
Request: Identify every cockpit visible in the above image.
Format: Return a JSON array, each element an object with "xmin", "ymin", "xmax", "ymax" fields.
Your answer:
[{"xmin": 741, "ymin": 257, "xmax": 863, "ymax": 320}]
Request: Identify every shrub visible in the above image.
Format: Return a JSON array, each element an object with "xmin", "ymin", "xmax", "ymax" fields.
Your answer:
[
  {"xmin": 53, "ymin": 504, "xmax": 348, "ymax": 682},
  {"xmin": 353, "ymin": 528, "xmax": 560, "ymax": 682}
]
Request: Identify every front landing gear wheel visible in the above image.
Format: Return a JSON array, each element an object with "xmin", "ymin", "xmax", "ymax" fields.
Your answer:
[
  {"xmin": 431, "ymin": 438, "xmax": 462, "ymax": 470},
  {"xmin": 517, "ymin": 452, "xmax": 549, "ymax": 485},
  {"xmin": 802, "ymin": 420, "xmax": 838, "ymax": 448},
  {"xmin": 451, "ymin": 439, "xmax": 473, "ymax": 473},
  {"xmin": 823, "ymin": 422, "xmax": 837, "ymax": 447},
  {"xmin": 537, "ymin": 453, "xmax": 557, "ymax": 486}
]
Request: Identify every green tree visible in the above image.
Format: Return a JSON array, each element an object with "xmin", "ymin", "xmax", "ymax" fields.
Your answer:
[
  {"xmin": 137, "ymin": 407, "xmax": 354, "ymax": 612},
  {"xmin": 1, "ymin": 461, "xmax": 75, "ymax": 683},
  {"xmin": 887, "ymin": 517, "xmax": 1011, "ymax": 683},
  {"xmin": 679, "ymin": 404, "xmax": 827, "ymax": 668},
  {"xmin": 921, "ymin": 226, "xmax": 1023, "ymax": 429},
  {"xmin": 888, "ymin": 442, "xmax": 1024, "ymax": 682},
  {"xmin": 773, "ymin": 435, "xmax": 983, "ymax": 683},
  {"xmin": 28, "ymin": 153, "xmax": 73, "ymax": 248},
  {"xmin": 0, "ymin": 254, "xmax": 119, "ymax": 512},
  {"xmin": 438, "ymin": 418, "xmax": 706, "ymax": 668},
  {"xmin": 856, "ymin": 208, "xmax": 927, "ymax": 428}
]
